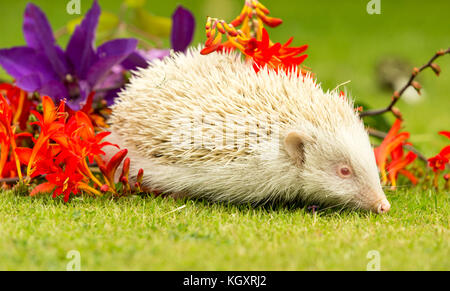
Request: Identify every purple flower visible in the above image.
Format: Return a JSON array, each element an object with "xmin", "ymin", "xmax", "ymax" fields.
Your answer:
[
  {"xmin": 171, "ymin": 5, "xmax": 196, "ymax": 52},
  {"xmin": 123, "ymin": 5, "xmax": 195, "ymax": 71},
  {"xmin": 0, "ymin": 1, "xmax": 137, "ymax": 110}
]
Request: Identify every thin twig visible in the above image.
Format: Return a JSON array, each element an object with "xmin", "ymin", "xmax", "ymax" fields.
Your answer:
[
  {"xmin": 54, "ymin": 26, "xmax": 68, "ymax": 40},
  {"xmin": 367, "ymin": 127, "xmax": 428, "ymax": 162},
  {"xmin": 0, "ymin": 177, "xmax": 26, "ymax": 185},
  {"xmin": 360, "ymin": 47, "xmax": 450, "ymax": 118}
]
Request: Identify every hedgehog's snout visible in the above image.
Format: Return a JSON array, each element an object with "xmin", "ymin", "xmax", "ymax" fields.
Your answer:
[
  {"xmin": 376, "ymin": 199, "xmax": 391, "ymax": 214},
  {"xmin": 361, "ymin": 189, "xmax": 391, "ymax": 214}
]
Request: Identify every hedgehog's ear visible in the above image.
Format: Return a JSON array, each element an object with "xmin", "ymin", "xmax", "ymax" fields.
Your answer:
[{"xmin": 284, "ymin": 131, "xmax": 311, "ymax": 167}]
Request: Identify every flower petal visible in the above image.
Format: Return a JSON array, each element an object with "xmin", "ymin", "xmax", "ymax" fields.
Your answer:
[
  {"xmin": 39, "ymin": 80, "xmax": 69, "ymax": 102},
  {"xmin": 121, "ymin": 49, "xmax": 170, "ymax": 71},
  {"xmin": 23, "ymin": 3, "xmax": 55, "ymax": 50},
  {"xmin": 15, "ymin": 147, "xmax": 32, "ymax": 165},
  {"xmin": 87, "ymin": 38, "xmax": 137, "ymax": 87},
  {"xmin": 23, "ymin": 3, "xmax": 69, "ymax": 77},
  {"xmin": 30, "ymin": 182, "xmax": 55, "ymax": 196},
  {"xmin": 121, "ymin": 51, "xmax": 149, "ymax": 70},
  {"xmin": 146, "ymin": 49, "xmax": 171, "ymax": 60},
  {"xmin": 16, "ymin": 74, "xmax": 42, "ymax": 92},
  {"xmin": 102, "ymin": 149, "xmax": 128, "ymax": 187},
  {"xmin": 66, "ymin": 0, "xmax": 101, "ymax": 79},
  {"xmin": 439, "ymin": 131, "xmax": 450, "ymax": 140},
  {"xmin": 101, "ymin": 87, "xmax": 122, "ymax": 106},
  {"xmin": 171, "ymin": 6, "xmax": 195, "ymax": 52},
  {"xmin": 0, "ymin": 47, "xmax": 58, "ymax": 85}
]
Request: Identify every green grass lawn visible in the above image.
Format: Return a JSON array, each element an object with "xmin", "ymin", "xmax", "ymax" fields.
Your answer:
[
  {"xmin": 0, "ymin": 189, "xmax": 448, "ymax": 270},
  {"xmin": 0, "ymin": 0, "xmax": 449, "ymax": 270}
]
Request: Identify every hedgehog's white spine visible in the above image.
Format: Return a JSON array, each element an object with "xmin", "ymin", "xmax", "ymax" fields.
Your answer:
[
  {"xmin": 111, "ymin": 46, "xmax": 360, "ymax": 165},
  {"xmin": 107, "ymin": 46, "xmax": 375, "ymax": 205}
]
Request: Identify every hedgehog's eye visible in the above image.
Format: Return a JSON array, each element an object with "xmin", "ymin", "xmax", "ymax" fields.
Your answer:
[{"xmin": 337, "ymin": 165, "xmax": 352, "ymax": 178}]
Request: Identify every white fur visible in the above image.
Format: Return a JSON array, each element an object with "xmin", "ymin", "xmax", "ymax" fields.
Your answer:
[{"xmin": 106, "ymin": 47, "xmax": 386, "ymax": 210}]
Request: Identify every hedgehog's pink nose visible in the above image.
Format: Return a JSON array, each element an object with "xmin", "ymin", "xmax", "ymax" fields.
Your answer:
[{"xmin": 376, "ymin": 199, "xmax": 391, "ymax": 214}]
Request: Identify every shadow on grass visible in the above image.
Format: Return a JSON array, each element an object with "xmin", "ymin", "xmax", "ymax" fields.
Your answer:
[
  {"xmin": 9, "ymin": 187, "xmax": 375, "ymax": 219},
  {"xmin": 137, "ymin": 192, "xmax": 371, "ymax": 219}
]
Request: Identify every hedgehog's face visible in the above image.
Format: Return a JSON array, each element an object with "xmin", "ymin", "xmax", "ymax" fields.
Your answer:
[{"xmin": 284, "ymin": 125, "xmax": 390, "ymax": 214}]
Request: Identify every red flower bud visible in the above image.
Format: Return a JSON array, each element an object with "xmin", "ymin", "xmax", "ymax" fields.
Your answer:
[
  {"xmin": 100, "ymin": 184, "xmax": 110, "ymax": 192},
  {"xmin": 430, "ymin": 63, "xmax": 441, "ymax": 76},
  {"xmin": 411, "ymin": 81, "xmax": 422, "ymax": 95},
  {"xmin": 137, "ymin": 168, "xmax": 144, "ymax": 184}
]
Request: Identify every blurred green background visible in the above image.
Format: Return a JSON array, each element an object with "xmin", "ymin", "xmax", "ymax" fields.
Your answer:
[{"xmin": 0, "ymin": 0, "xmax": 449, "ymax": 155}]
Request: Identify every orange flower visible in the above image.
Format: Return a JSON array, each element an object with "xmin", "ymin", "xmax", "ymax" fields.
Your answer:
[
  {"xmin": 17, "ymin": 96, "xmax": 132, "ymax": 201},
  {"xmin": 0, "ymin": 84, "xmax": 36, "ymax": 130},
  {"xmin": 25, "ymin": 96, "xmax": 65, "ymax": 177},
  {"xmin": 200, "ymin": 0, "xmax": 308, "ymax": 74},
  {"xmin": 0, "ymin": 93, "xmax": 31, "ymax": 179},
  {"xmin": 428, "ymin": 131, "xmax": 450, "ymax": 172},
  {"xmin": 386, "ymin": 145, "xmax": 418, "ymax": 187},
  {"xmin": 243, "ymin": 28, "xmax": 308, "ymax": 73},
  {"xmin": 374, "ymin": 119, "xmax": 418, "ymax": 188},
  {"xmin": 99, "ymin": 149, "xmax": 128, "ymax": 188}
]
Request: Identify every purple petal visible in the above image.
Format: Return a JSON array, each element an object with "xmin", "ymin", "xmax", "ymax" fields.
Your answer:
[
  {"xmin": 121, "ymin": 49, "xmax": 170, "ymax": 71},
  {"xmin": 66, "ymin": 80, "xmax": 91, "ymax": 111},
  {"xmin": 101, "ymin": 87, "xmax": 122, "ymax": 106},
  {"xmin": 66, "ymin": 98, "xmax": 84, "ymax": 111},
  {"xmin": 23, "ymin": 3, "xmax": 69, "ymax": 77},
  {"xmin": 66, "ymin": 0, "xmax": 101, "ymax": 79},
  {"xmin": 121, "ymin": 51, "xmax": 149, "ymax": 71},
  {"xmin": 39, "ymin": 80, "xmax": 69, "ymax": 102},
  {"xmin": 16, "ymin": 74, "xmax": 42, "ymax": 92},
  {"xmin": 94, "ymin": 65, "xmax": 126, "ymax": 106},
  {"xmin": 96, "ymin": 65, "xmax": 125, "ymax": 89},
  {"xmin": 23, "ymin": 3, "xmax": 54, "ymax": 49},
  {"xmin": 87, "ymin": 38, "xmax": 137, "ymax": 86},
  {"xmin": 171, "ymin": 6, "xmax": 195, "ymax": 52},
  {"xmin": 146, "ymin": 49, "xmax": 171, "ymax": 60},
  {"xmin": 0, "ymin": 46, "xmax": 59, "ymax": 84}
]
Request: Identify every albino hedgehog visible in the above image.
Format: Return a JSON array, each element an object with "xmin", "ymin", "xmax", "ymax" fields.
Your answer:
[{"xmin": 106, "ymin": 47, "xmax": 391, "ymax": 214}]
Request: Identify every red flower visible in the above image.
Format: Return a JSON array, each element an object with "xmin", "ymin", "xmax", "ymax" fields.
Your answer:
[
  {"xmin": 242, "ymin": 28, "xmax": 308, "ymax": 73},
  {"xmin": 17, "ymin": 96, "xmax": 127, "ymax": 201},
  {"xmin": 428, "ymin": 131, "xmax": 450, "ymax": 172},
  {"xmin": 200, "ymin": 0, "xmax": 308, "ymax": 74},
  {"xmin": 439, "ymin": 131, "xmax": 450, "ymax": 139},
  {"xmin": 99, "ymin": 149, "xmax": 128, "ymax": 188},
  {"xmin": 428, "ymin": 154, "xmax": 449, "ymax": 172},
  {"xmin": 386, "ymin": 145, "xmax": 418, "ymax": 187},
  {"xmin": 374, "ymin": 119, "xmax": 418, "ymax": 187},
  {"xmin": 30, "ymin": 156, "xmax": 84, "ymax": 202},
  {"xmin": 0, "ymin": 92, "xmax": 32, "ymax": 179},
  {"xmin": 24, "ymin": 96, "xmax": 66, "ymax": 176},
  {"xmin": 0, "ymin": 84, "xmax": 36, "ymax": 130}
]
